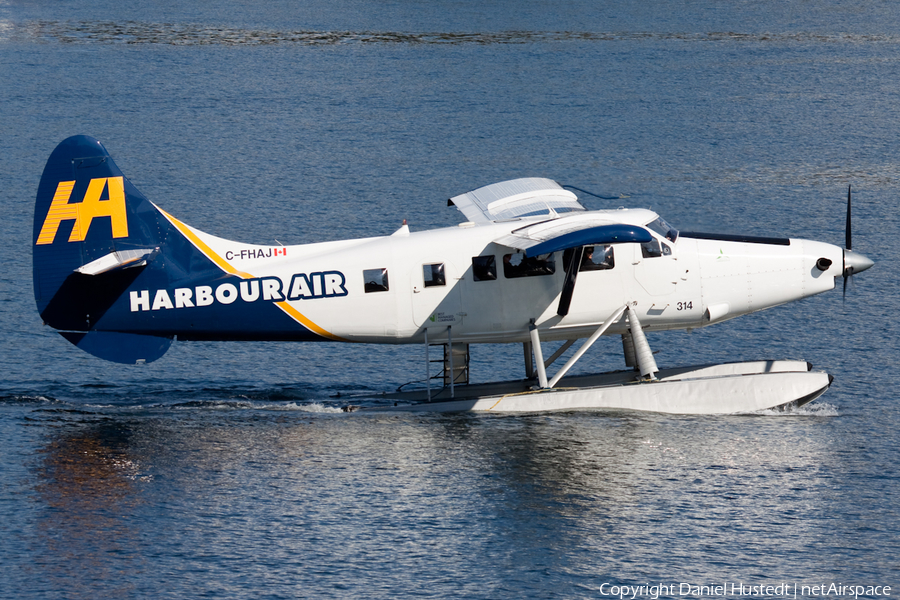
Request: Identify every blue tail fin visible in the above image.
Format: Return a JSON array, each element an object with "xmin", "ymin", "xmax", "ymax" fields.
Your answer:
[
  {"xmin": 33, "ymin": 135, "xmax": 173, "ymax": 363},
  {"xmin": 34, "ymin": 136, "xmax": 327, "ymax": 363}
]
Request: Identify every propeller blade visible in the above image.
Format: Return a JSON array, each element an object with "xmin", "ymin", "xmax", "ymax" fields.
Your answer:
[
  {"xmin": 845, "ymin": 184, "xmax": 852, "ymax": 251},
  {"xmin": 840, "ymin": 185, "xmax": 874, "ymax": 302}
]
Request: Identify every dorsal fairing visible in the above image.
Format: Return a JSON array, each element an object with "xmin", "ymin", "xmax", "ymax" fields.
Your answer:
[{"xmin": 448, "ymin": 178, "xmax": 586, "ymax": 224}]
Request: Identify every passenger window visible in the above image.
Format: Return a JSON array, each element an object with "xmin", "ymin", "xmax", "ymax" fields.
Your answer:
[
  {"xmin": 502, "ymin": 252, "xmax": 556, "ymax": 278},
  {"xmin": 423, "ymin": 263, "xmax": 446, "ymax": 287},
  {"xmin": 363, "ymin": 268, "xmax": 389, "ymax": 293},
  {"xmin": 640, "ymin": 240, "xmax": 662, "ymax": 259},
  {"xmin": 472, "ymin": 255, "xmax": 497, "ymax": 281}
]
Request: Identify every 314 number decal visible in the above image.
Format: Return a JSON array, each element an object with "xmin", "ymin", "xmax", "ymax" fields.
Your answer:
[{"xmin": 676, "ymin": 301, "xmax": 694, "ymax": 311}]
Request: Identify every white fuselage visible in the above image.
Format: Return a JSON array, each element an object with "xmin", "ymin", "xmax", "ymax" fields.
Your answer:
[{"xmin": 169, "ymin": 208, "xmax": 845, "ymax": 346}]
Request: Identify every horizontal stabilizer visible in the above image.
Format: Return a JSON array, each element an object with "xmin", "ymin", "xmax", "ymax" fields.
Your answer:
[
  {"xmin": 59, "ymin": 331, "xmax": 172, "ymax": 364},
  {"xmin": 76, "ymin": 248, "xmax": 158, "ymax": 276}
]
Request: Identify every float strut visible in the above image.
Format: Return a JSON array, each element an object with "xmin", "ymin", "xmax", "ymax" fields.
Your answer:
[
  {"xmin": 529, "ymin": 320, "xmax": 549, "ymax": 389},
  {"xmin": 548, "ymin": 304, "xmax": 628, "ymax": 388},
  {"xmin": 523, "ymin": 341, "xmax": 534, "ymax": 379},
  {"xmin": 622, "ymin": 333, "xmax": 637, "ymax": 370},
  {"xmin": 448, "ymin": 326, "xmax": 455, "ymax": 398},
  {"xmin": 544, "ymin": 339, "xmax": 577, "ymax": 370},
  {"xmin": 424, "ymin": 329, "xmax": 431, "ymax": 402},
  {"xmin": 627, "ymin": 307, "xmax": 659, "ymax": 380}
]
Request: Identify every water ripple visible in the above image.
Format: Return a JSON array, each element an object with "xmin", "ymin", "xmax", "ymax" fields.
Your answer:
[{"xmin": 7, "ymin": 21, "xmax": 900, "ymax": 46}]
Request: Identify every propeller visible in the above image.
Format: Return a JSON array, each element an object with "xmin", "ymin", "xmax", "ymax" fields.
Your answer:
[
  {"xmin": 842, "ymin": 184, "xmax": 875, "ymax": 298},
  {"xmin": 845, "ymin": 184, "xmax": 852, "ymax": 251}
]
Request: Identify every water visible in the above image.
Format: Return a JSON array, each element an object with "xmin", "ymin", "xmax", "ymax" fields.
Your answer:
[{"xmin": 2, "ymin": 1, "xmax": 899, "ymax": 597}]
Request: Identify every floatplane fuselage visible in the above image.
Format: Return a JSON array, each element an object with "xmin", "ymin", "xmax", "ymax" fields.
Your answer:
[{"xmin": 32, "ymin": 136, "xmax": 873, "ymax": 413}]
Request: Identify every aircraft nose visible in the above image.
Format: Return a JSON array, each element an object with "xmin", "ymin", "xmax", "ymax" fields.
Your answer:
[{"xmin": 843, "ymin": 249, "xmax": 874, "ymax": 277}]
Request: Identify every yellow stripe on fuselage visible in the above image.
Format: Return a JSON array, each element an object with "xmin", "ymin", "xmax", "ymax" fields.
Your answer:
[
  {"xmin": 156, "ymin": 206, "xmax": 345, "ymax": 341},
  {"xmin": 157, "ymin": 207, "xmax": 254, "ymax": 279}
]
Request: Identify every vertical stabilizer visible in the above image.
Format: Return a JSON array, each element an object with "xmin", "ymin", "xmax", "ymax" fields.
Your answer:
[{"xmin": 33, "ymin": 135, "xmax": 173, "ymax": 363}]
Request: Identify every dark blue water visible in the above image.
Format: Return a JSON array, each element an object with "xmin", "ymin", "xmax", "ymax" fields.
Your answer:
[{"xmin": 2, "ymin": 2, "xmax": 898, "ymax": 598}]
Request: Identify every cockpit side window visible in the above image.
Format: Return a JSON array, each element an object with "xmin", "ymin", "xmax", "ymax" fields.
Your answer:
[
  {"xmin": 562, "ymin": 246, "xmax": 615, "ymax": 271},
  {"xmin": 640, "ymin": 240, "xmax": 662, "ymax": 259},
  {"xmin": 641, "ymin": 238, "xmax": 672, "ymax": 259},
  {"xmin": 581, "ymin": 245, "xmax": 615, "ymax": 271}
]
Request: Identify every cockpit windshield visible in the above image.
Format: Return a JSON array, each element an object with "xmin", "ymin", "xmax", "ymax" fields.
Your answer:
[{"xmin": 646, "ymin": 217, "xmax": 679, "ymax": 242}]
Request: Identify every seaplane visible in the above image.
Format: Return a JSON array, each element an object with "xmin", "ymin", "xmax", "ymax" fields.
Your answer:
[{"xmin": 32, "ymin": 135, "xmax": 874, "ymax": 414}]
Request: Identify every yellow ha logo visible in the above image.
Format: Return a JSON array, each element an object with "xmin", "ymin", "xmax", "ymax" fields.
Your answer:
[{"xmin": 36, "ymin": 177, "xmax": 128, "ymax": 245}]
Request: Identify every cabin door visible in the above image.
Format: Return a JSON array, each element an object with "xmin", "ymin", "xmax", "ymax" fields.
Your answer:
[
  {"xmin": 631, "ymin": 239, "xmax": 678, "ymax": 296},
  {"xmin": 411, "ymin": 260, "xmax": 464, "ymax": 330}
]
